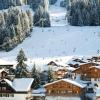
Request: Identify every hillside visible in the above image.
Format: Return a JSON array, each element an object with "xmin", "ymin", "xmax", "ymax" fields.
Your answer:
[{"xmin": 0, "ymin": 0, "xmax": 100, "ymax": 60}]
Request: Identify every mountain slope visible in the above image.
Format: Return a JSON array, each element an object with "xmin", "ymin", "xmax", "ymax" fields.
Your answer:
[{"xmin": 0, "ymin": 0, "xmax": 100, "ymax": 60}]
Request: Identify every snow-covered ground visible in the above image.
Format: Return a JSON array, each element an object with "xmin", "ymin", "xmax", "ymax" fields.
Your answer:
[
  {"xmin": 0, "ymin": 0, "xmax": 100, "ymax": 61},
  {"xmin": 46, "ymin": 96, "xmax": 81, "ymax": 100}
]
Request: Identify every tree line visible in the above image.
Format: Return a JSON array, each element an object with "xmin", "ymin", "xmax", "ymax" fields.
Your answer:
[
  {"xmin": 67, "ymin": 0, "xmax": 100, "ymax": 26},
  {"xmin": 0, "ymin": 0, "xmax": 58, "ymax": 11},
  {"xmin": 0, "ymin": 0, "xmax": 53, "ymax": 51},
  {"xmin": 0, "ymin": 0, "xmax": 27, "ymax": 10}
]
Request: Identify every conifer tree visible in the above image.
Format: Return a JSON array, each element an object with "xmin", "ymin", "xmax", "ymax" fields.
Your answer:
[
  {"xmin": 47, "ymin": 68, "xmax": 53, "ymax": 83},
  {"xmin": 33, "ymin": 5, "xmax": 51, "ymax": 27},
  {"xmin": 31, "ymin": 64, "xmax": 41, "ymax": 89},
  {"xmin": 15, "ymin": 49, "xmax": 28, "ymax": 78}
]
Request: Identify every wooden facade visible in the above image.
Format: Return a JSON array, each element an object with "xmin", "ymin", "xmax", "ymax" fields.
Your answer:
[
  {"xmin": 87, "ymin": 67, "xmax": 100, "ymax": 78},
  {"xmin": 44, "ymin": 80, "xmax": 85, "ymax": 97},
  {"xmin": 0, "ymin": 80, "xmax": 15, "ymax": 93},
  {"xmin": 73, "ymin": 63, "xmax": 100, "ymax": 80},
  {"xmin": 53, "ymin": 69, "xmax": 67, "ymax": 80}
]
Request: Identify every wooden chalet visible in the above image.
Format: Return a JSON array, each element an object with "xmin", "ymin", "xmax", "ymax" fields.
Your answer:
[
  {"xmin": 0, "ymin": 68, "xmax": 34, "ymax": 100},
  {"xmin": 53, "ymin": 68, "xmax": 67, "ymax": 80},
  {"xmin": 47, "ymin": 61, "xmax": 58, "ymax": 66},
  {"xmin": 44, "ymin": 79, "xmax": 86, "ymax": 99},
  {"xmin": 89, "ymin": 67, "xmax": 100, "ymax": 79},
  {"xmin": 0, "ymin": 68, "xmax": 8, "ymax": 79},
  {"xmin": 79, "ymin": 62, "xmax": 99, "ymax": 69},
  {"xmin": 47, "ymin": 61, "xmax": 67, "ymax": 67},
  {"xmin": 73, "ymin": 63, "xmax": 100, "ymax": 81}
]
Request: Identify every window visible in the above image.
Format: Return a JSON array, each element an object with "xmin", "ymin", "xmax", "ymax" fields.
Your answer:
[
  {"xmin": 68, "ymin": 90, "xmax": 72, "ymax": 93},
  {"xmin": 2, "ymin": 87, "xmax": 6, "ymax": 90},
  {"xmin": 0, "ymin": 94, "xmax": 14, "ymax": 97}
]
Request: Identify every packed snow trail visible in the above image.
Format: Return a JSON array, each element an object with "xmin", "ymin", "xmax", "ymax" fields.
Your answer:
[{"xmin": 49, "ymin": 0, "xmax": 67, "ymax": 26}]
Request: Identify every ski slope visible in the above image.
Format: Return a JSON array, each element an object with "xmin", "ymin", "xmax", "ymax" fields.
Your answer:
[{"xmin": 0, "ymin": 0, "xmax": 100, "ymax": 61}]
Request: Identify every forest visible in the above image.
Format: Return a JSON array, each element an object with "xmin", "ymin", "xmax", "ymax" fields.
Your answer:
[
  {"xmin": 0, "ymin": 0, "xmax": 53, "ymax": 51},
  {"xmin": 0, "ymin": 0, "xmax": 100, "ymax": 51},
  {"xmin": 67, "ymin": 0, "xmax": 100, "ymax": 26}
]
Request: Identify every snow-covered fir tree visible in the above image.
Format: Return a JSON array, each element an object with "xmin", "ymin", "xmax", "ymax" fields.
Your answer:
[
  {"xmin": 33, "ymin": 5, "xmax": 51, "ymax": 27},
  {"xmin": 67, "ymin": 0, "xmax": 100, "ymax": 26},
  {"xmin": 31, "ymin": 64, "xmax": 41, "ymax": 89},
  {"xmin": 15, "ymin": 49, "xmax": 28, "ymax": 78}
]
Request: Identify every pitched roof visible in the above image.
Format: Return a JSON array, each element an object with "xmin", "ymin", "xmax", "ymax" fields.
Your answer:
[
  {"xmin": 44, "ymin": 78, "xmax": 86, "ymax": 88},
  {"xmin": 0, "ymin": 68, "xmax": 8, "ymax": 73},
  {"xmin": 4, "ymin": 78, "xmax": 34, "ymax": 92}
]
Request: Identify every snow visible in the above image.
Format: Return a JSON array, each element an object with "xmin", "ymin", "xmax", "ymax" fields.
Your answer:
[
  {"xmin": 94, "ymin": 66, "xmax": 100, "ymax": 69},
  {"xmin": 4, "ymin": 78, "xmax": 34, "ymax": 92},
  {"xmin": 62, "ymin": 79, "xmax": 86, "ymax": 88},
  {"xmin": 0, "ymin": 0, "xmax": 100, "ymax": 68},
  {"xmin": 0, "ymin": 68, "xmax": 8, "ymax": 73},
  {"xmin": 32, "ymin": 88, "xmax": 46, "ymax": 94},
  {"xmin": 32, "ymin": 87, "xmax": 46, "ymax": 96},
  {"xmin": 44, "ymin": 78, "xmax": 86, "ymax": 88},
  {"xmin": 46, "ymin": 96, "xmax": 81, "ymax": 100},
  {"xmin": 12, "ymin": 78, "xmax": 34, "ymax": 92},
  {"xmin": 1, "ymin": 25, "xmax": 100, "ymax": 60},
  {"xmin": 0, "ymin": 59, "xmax": 15, "ymax": 65},
  {"xmin": 4, "ymin": 79, "xmax": 13, "ymax": 88},
  {"xmin": 96, "ymin": 88, "xmax": 100, "ymax": 97},
  {"xmin": 49, "ymin": 5, "xmax": 66, "ymax": 26}
]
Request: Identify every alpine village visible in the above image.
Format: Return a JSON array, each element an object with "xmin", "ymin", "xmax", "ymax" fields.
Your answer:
[
  {"xmin": 1, "ymin": 50, "xmax": 100, "ymax": 100},
  {"xmin": 0, "ymin": 0, "xmax": 100, "ymax": 100}
]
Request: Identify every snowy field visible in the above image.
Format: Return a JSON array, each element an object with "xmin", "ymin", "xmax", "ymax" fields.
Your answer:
[
  {"xmin": 46, "ymin": 96, "xmax": 81, "ymax": 100},
  {"xmin": 0, "ymin": 0, "xmax": 100, "ymax": 61}
]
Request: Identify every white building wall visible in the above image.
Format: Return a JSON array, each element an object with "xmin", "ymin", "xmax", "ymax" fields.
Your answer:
[{"xmin": 0, "ymin": 93, "xmax": 28, "ymax": 100}]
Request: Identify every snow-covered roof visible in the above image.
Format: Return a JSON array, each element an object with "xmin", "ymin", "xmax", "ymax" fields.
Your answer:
[
  {"xmin": 94, "ymin": 66, "xmax": 100, "ymax": 69},
  {"xmin": 32, "ymin": 87, "xmax": 46, "ymax": 96},
  {"xmin": 12, "ymin": 78, "xmax": 34, "ymax": 92},
  {"xmin": 67, "ymin": 66, "xmax": 76, "ymax": 71},
  {"xmin": 4, "ymin": 78, "xmax": 34, "ymax": 92},
  {"xmin": 67, "ymin": 57, "xmax": 87, "ymax": 65},
  {"xmin": 47, "ymin": 60, "xmax": 68, "ymax": 67},
  {"xmin": 0, "ymin": 68, "xmax": 8, "ymax": 73},
  {"xmin": 32, "ymin": 93, "xmax": 45, "ymax": 96},
  {"xmin": 4, "ymin": 79, "xmax": 13, "ymax": 87},
  {"xmin": 44, "ymin": 78, "xmax": 86, "ymax": 88},
  {"xmin": 32, "ymin": 88, "xmax": 46, "ymax": 94},
  {"xmin": 62, "ymin": 79, "xmax": 86, "ymax": 88}
]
